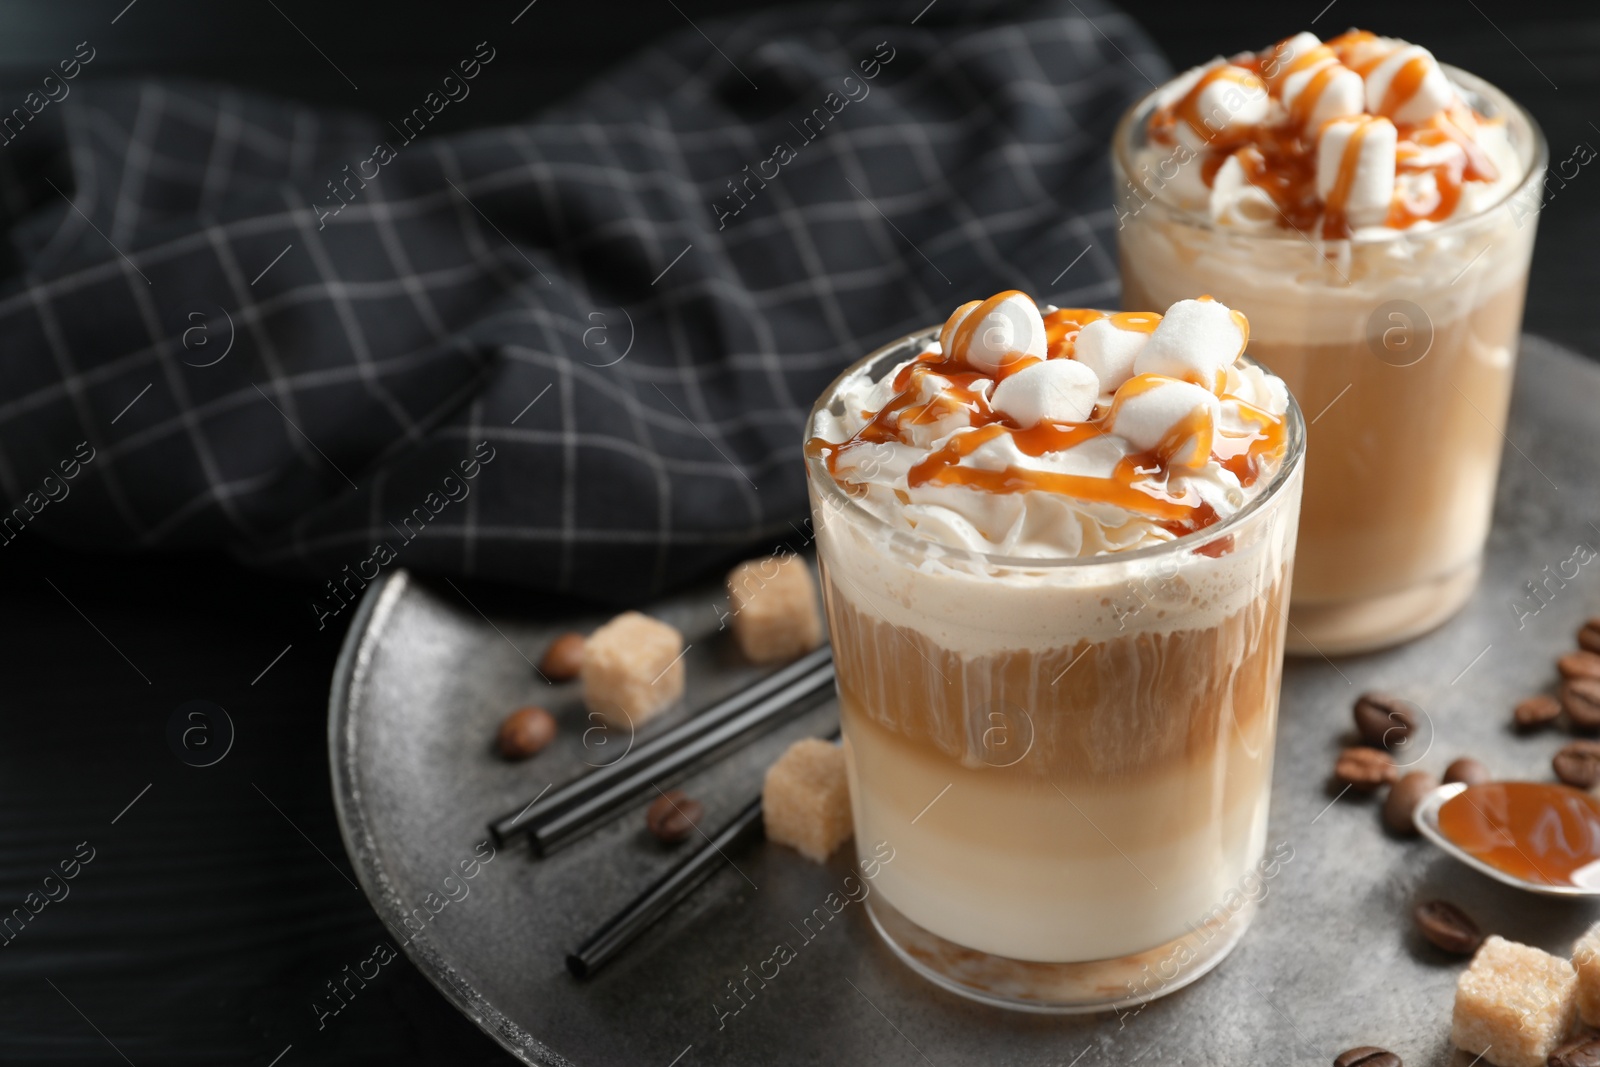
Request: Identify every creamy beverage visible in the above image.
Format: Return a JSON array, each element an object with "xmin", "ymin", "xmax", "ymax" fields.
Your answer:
[
  {"xmin": 805, "ymin": 290, "xmax": 1304, "ymax": 1010},
  {"xmin": 1115, "ymin": 30, "xmax": 1545, "ymax": 654}
]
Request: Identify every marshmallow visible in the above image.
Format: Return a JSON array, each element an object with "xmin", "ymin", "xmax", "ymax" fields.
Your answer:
[
  {"xmin": 942, "ymin": 292, "xmax": 1048, "ymax": 375},
  {"xmin": 1316, "ymin": 117, "xmax": 1398, "ymax": 230},
  {"xmin": 938, "ymin": 300, "xmax": 981, "ymax": 355},
  {"xmin": 1328, "ymin": 32, "xmax": 1395, "ymax": 75},
  {"xmin": 1262, "ymin": 32, "xmax": 1324, "ymax": 88},
  {"xmin": 1209, "ymin": 152, "xmax": 1283, "ymax": 231},
  {"xmin": 1133, "ymin": 298, "xmax": 1248, "ymax": 391},
  {"xmin": 1365, "ymin": 45, "xmax": 1455, "ymax": 125},
  {"xmin": 1074, "ymin": 317, "xmax": 1154, "ymax": 392},
  {"xmin": 1109, "ymin": 375, "xmax": 1220, "ymax": 469},
  {"xmin": 990, "ymin": 358, "xmax": 1099, "ymax": 427},
  {"xmin": 1175, "ymin": 62, "xmax": 1270, "ymax": 150},
  {"xmin": 1281, "ymin": 60, "xmax": 1364, "ymax": 128}
]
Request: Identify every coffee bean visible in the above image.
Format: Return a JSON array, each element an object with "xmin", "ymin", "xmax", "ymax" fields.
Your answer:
[
  {"xmin": 1550, "ymin": 1035, "xmax": 1600, "ymax": 1067},
  {"xmin": 1443, "ymin": 757, "xmax": 1490, "ymax": 788},
  {"xmin": 1332, "ymin": 1047, "xmax": 1401, "ymax": 1067},
  {"xmin": 498, "ymin": 706, "xmax": 557, "ymax": 759},
  {"xmin": 646, "ymin": 790, "xmax": 703, "ymax": 844},
  {"xmin": 1564, "ymin": 678, "xmax": 1600, "ymax": 732},
  {"xmin": 1384, "ymin": 771, "xmax": 1438, "ymax": 836},
  {"xmin": 1580, "ymin": 618, "xmax": 1600, "ymax": 656},
  {"xmin": 1558, "ymin": 651, "xmax": 1600, "ymax": 681},
  {"xmin": 539, "ymin": 632, "xmax": 586, "ymax": 682},
  {"xmin": 1553, "ymin": 740, "xmax": 1600, "ymax": 789},
  {"xmin": 1335, "ymin": 747, "xmax": 1397, "ymax": 792},
  {"xmin": 1413, "ymin": 900, "xmax": 1483, "ymax": 955},
  {"xmin": 1354, "ymin": 692, "xmax": 1417, "ymax": 750},
  {"xmin": 1514, "ymin": 694, "xmax": 1562, "ymax": 732}
]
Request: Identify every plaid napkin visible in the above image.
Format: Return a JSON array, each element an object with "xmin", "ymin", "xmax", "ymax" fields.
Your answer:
[{"xmin": 0, "ymin": 0, "xmax": 1165, "ymax": 605}]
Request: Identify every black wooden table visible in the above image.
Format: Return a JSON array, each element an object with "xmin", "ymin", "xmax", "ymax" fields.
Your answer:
[{"xmin": 0, "ymin": 1, "xmax": 1595, "ymax": 1063}]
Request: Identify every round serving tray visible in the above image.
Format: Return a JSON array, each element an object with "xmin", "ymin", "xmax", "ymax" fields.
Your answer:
[{"xmin": 330, "ymin": 337, "xmax": 1600, "ymax": 1066}]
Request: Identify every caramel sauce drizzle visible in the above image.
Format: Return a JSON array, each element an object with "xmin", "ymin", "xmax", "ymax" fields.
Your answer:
[
  {"xmin": 805, "ymin": 296, "xmax": 1285, "ymax": 537},
  {"xmin": 1438, "ymin": 782, "xmax": 1600, "ymax": 888},
  {"xmin": 1148, "ymin": 30, "xmax": 1502, "ymax": 240}
]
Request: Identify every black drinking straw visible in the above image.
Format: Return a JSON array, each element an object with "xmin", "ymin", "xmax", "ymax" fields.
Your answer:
[
  {"xmin": 488, "ymin": 646, "xmax": 834, "ymax": 846},
  {"xmin": 566, "ymin": 727, "xmax": 843, "ymax": 979},
  {"xmin": 566, "ymin": 795, "xmax": 766, "ymax": 979},
  {"xmin": 527, "ymin": 666, "xmax": 834, "ymax": 856}
]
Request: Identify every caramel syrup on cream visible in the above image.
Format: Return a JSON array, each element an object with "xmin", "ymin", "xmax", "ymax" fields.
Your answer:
[
  {"xmin": 1149, "ymin": 30, "xmax": 1501, "ymax": 239},
  {"xmin": 807, "ymin": 292, "xmax": 1285, "ymax": 538}
]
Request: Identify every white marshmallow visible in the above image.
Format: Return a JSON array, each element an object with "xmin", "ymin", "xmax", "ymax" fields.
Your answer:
[
  {"xmin": 942, "ymin": 292, "xmax": 1048, "ymax": 374},
  {"xmin": 990, "ymin": 358, "xmax": 1100, "ymax": 427},
  {"xmin": 1316, "ymin": 117, "xmax": 1397, "ymax": 229},
  {"xmin": 1074, "ymin": 318, "xmax": 1154, "ymax": 392},
  {"xmin": 1331, "ymin": 33, "xmax": 1396, "ymax": 75},
  {"xmin": 1365, "ymin": 45, "xmax": 1455, "ymax": 125},
  {"xmin": 1109, "ymin": 375, "xmax": 1220, "ymax": 468},
  {"xmin": 1174, "ymin": 62, "xmax": 1270, "ymax": 151},
  {"xmin": 1133, "ymin": 299, "xmax": 1247, "ymax": 391},
  {"xmin": 1209, "ymin": 153, "xmax": 1282, "ymax": 232},
  {"xmin": 1263, "ymin": 32, "xmax": 1323, "ymax": 87},
  {"xmin": 938, "ymin": 300, "xmax": 981, "ymax": 355},
  {"xmin": 1281, "ymin": 60, "xmax": 1364, "ymax": 128}
]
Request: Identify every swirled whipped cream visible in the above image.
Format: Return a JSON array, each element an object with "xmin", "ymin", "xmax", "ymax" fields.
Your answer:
[
  {"xmin": 807, "ymin": 291, "xmax": 1290, "ymax": 559},
  {"xmin": 1137, "ymin": 29, "xmax": 1523, "ymax": 239}
]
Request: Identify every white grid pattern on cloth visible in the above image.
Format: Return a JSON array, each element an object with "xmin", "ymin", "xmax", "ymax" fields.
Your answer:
[{"xmin": 0, "ymin": 0, "xmax": 1168, "ymax": 602}]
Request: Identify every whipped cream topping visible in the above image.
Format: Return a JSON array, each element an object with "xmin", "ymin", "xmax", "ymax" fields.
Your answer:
[
  {"xmin": 807, "ymin": 291, "xmax": 1291, "ymax": 559},
  {"xmin": 1140, "ymin": 29, "xmax": 1523, "ymax": 239}
]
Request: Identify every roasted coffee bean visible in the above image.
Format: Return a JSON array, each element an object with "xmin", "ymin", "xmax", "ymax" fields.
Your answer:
[
  {"xmin": 539, "ymin": 632, "xmax": 587, "ymax": 682},
  {"xmin": 1514, "ymin": 694, "xmax": 1562, "ymax": 732},
  {"xmin": 1354, "ymin": 692, "xmax": 1417, "ymax": 750},
  {"xmin": 1332, "ymin": 1047, "xmax": 1401, "ymax": 1067},
  {"xmin": 646, "ymin": 790, "xmax": 703, "ymax": 844},
  {"xmin": 1413, "ymin": 900, "xmax": 1483, "ymax": 955},
  {"xmin": 1564, "ymin": 678, "xmax": 1600, "ymax": 732},
  {"xmin": 1558, "ymin": 651, "xmax": 1600, "ymax": 681},
  {"xmin": 1443, "ymin": 757, "xmax": 1491, "ymax": 788},
  {"xmin": 1550, "ymin": 1035, "xmax": 1600, "ymax": 1067},
  {"xmin": 1335, "ymin": 747, "xmax": 1397, "ymax": 792},
  {"xmin": 498, "ymin": 706, "xmax": 557, "ymax": 759},
  {"xmin": 1581, "ymin": 618, "xmax": 1600, "ymax": 656},
  {"xmin": 1553, "ymin": 740, "xmax": 1600, "ymax": 789},
  {"xmin": 1384, "ymin": 771, "xmax": 1438, "ymax": 836}
]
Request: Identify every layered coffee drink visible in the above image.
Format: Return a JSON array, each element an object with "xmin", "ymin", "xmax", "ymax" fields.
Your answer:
[
  {"xmin": 1115, "ymin": 29, "xmax": 1546, "ymax": 654},
  {"xmin": 805, "ymin": 290, "xmax": 1304, "ymax": 1010}
]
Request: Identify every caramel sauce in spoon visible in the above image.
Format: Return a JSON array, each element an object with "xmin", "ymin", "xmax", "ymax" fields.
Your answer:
[{"xmin": 1437, "ymin": 782, "xmax": 1600, "ymax": 888}]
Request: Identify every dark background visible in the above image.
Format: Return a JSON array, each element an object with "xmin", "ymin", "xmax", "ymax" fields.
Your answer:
[{"xmin": 0, "ymin": 1, "xmax": 1593, "ymax": 1063}]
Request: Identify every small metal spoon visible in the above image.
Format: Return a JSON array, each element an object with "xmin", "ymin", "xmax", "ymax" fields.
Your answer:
[{"xmin": 1413, "ymin": 782, "xmax": 1600, "ymax": 898}]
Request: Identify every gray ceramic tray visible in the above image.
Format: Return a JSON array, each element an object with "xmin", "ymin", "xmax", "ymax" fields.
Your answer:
[{"xmin": 330, "ymin": 337, "xmax": 1600, "ymax": 1066}]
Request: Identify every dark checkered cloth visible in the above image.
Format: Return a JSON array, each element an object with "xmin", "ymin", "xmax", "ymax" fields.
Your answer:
[{"xmin": 0, "ymin": 0, "xmax": 1166, "ymax": 603}]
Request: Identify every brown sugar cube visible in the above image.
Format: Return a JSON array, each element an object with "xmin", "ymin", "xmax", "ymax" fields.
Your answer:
[
  {"xmin": 726, "ymin": 555, "xmax": 823, "ymax": 664},
  {"xmin": 1451, "ymin": 935, "xmax": 1578, "ymax": 1067},
  {"xmin": 580, "ymin": 611, "xmax": 685, "ymax": 728},
  {"xmin": 762, "ymin": 738, "xmax": 853, "ymax": 863},
  {"xmin": 1573, "ymin": 923, "xmax": 1600, "ymax": 1027}
]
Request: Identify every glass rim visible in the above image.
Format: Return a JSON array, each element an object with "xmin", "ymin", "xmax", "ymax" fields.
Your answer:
[
  {"xmin": 803, "ymin": 323, "xmax": 1307, "ymax": 571},
  {"xmin": 1110, "ymin": 62, "xmax": 1550, "ymax": 244}
]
